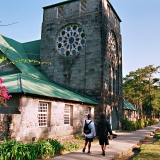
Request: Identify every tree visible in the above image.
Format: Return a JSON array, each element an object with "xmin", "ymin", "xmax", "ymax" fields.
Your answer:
[{"xmin": 123, "ymin": 65, "xmax": 160, "ymax": 118}]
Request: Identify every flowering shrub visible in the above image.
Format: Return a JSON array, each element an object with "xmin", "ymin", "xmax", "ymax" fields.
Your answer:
[{"xmin": 0, "ymin": 77, "xmax": 12, "ymax": 106}]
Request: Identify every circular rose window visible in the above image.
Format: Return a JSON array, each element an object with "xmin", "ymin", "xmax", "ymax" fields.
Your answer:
[{"xmin": 56, "ymin": 24, "xmax": 86, "ymax": 56}]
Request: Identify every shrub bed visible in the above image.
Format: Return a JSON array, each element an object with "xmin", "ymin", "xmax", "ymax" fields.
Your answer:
[
  {"xmin": 122, "ymin": 118, "xmax": 158, "ymax": 132},
  {"xmin": 0, "ymin": 137, "xmax": 81, "ymax": 160}
]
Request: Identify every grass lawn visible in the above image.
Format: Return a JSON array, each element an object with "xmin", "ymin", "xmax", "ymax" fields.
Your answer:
[{"xmin": 133, "ymin": 133, "xmax": 160, "ymax": 160}]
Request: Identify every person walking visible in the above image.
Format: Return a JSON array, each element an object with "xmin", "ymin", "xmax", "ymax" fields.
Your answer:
[
  {"xmin": 96, "ymin": 113, "xmax": 113, "ymax": 156},
  {"xmin": 82, "ymin": 114, "xmax": 96, "ymax": 153}
]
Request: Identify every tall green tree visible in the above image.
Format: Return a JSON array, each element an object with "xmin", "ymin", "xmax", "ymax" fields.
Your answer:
[{"xmin": 123, "ymin": 65, "xmax": 160, "ymax": 118}]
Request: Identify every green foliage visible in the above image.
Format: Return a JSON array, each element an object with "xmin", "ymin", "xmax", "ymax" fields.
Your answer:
[
  {"xmin": 154, "ymin": 133, "xmax": 160, "ymax": 139},
  {"xmin": 77, "ymin": 134, "xmax": 83, "ymax": 140},
  {"xmin": 0, "ymin": 138, "xmax": 69, "ymax": 159},
  {"xmin": 133, "ymin": 144, "xmax": 160, "ymax": 160},
  {"xmin": 144, "ymin": 120, "xmax": 149, "ymax": 127},
  {"xmin": 133, "ymin": 131, "xmax": 160, "ymax": 159},
  {"xmin": 0, "ymin": 139, "xmax": 17, "ymax": 160},
  {"xmin": 122, "ymin": 118, "xmax": 135, "ymax": 131},
  {"xmin": 0, "ymin": 140, "xmax": 38, "ymax": 160},
  {"xmin": 0, "ymin": 55, "xmax": 7, "ymax": 63},
  {"xmin": 11, "ymin": 141, "xmax": 34, "ymax": 160},
  {"xmin": 47, "ymin": 138, "xmax": 65, "ymax": 154},
  {"xmin": 136, "ymin": 119, "xmax": 145, "ymax": 129},
  {"xmin": 153, "ymin": 139, "xmax": 160, "ymax": 145},
  {"xmin": 36, "ymin": 140, "xmax": 54, "ymax": 159},
  {"xmin": 123, "ymin": 65, "xmax": 160, "ymax": 118},
  {"xmin": 0, "ymin": 137, "xmax": 83, "ymax": 159},
  {"xmin": 23, "ymin": 142, "xmax": 38, "ymax": 160},
  {"xmin": 148, "ymin": 119, "xmax": 157, "ymax": 125},
  {"xmin": 64, "ymin": 142, "xmax": 80, "ymax": 151},
  {"xmin": 142, "ymin": 101, "xmax": 153, "ymax": 116},
  {"xmin": 7, "ymin": 59, "xmax": 52, "ymax": 65},
  {"xmin": 122, "ymin": 118, "xmax": 157, "ymax": 131}
]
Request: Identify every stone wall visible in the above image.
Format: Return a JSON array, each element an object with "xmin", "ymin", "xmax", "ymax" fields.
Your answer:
[
  {"xmin": 40, "ymin": 0, "xmax": 123, "ymax": 130},
  {"xmin": 41, "ymin": 0, "xmax": 102, "ymax": 98},
  {"xmin": 101, "ymin": 0, "xmax": 123, "ymax": 130},
  {"xmin": 4, "ymin": 95, "xmax": 95, "ymax": 142}
]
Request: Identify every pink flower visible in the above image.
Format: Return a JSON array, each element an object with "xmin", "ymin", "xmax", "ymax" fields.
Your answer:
[
  {"xmin": 0, "ymin": 77, "xmax": 12, "ymax": 103},
  {"xmin": 0, "ymin": 78, "xmax": 4, "ymax": 83}
]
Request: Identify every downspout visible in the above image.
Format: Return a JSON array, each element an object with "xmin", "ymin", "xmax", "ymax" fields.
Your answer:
[{"xmin": 17, "ymin": 73, "xmax": 22, "ymax": 92}]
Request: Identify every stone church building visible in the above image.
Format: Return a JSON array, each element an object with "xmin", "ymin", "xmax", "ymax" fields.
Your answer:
[
  {"xmin": 41, "ymin": 0, "xmax": 123, "ymax": 129},
  {"xmin": 0, "ymin": 0, "xmax": 123, "ymax": 141}
]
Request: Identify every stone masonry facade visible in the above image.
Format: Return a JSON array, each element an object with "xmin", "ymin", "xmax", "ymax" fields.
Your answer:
[
  {"xmin": 40, "ymin": 0, "xmax": 123, "ymax": 130},
  {"xmin": 0, "ymin": 95, "xmax": 95, "ymax": 142}
]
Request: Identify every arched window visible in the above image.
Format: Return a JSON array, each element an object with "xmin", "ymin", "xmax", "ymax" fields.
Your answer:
[{"xmin": 108, "ymin": 31, "xmax": 118, "ymax": 95}]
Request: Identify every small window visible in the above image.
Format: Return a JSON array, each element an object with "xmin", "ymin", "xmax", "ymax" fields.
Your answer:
[
  {"xmin": 80, "ymin": 0, "xmax": 86, "ymax": 13},
  {"xmin": 64, "ymin": 105, "xmax": 70, "ymax": 125},
  {"xmin": 57, "ymin": 6, "xmax": 64, "ymax": 18},
  {"xmin": 64, "ymin": 105, "xmax": 73, "ymax": 125},
  {"xmin": 38, "ymin": 102, "xmax": 48, "ymax": 127}
]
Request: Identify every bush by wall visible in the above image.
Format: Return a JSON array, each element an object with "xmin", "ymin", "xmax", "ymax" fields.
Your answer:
[{"xmin": 0, "ymin": 139, "xmax": 65, "ymax": 160}]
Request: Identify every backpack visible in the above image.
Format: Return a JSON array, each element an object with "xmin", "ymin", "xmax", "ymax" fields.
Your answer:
[{"xmin": 83, "ymin": 120, "xmax": 92, "ymax": 134}]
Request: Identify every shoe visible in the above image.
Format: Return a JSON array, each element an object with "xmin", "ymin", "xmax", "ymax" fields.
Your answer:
[
  {"xmin": 88, "ymin": 151, "xmax": 90, "ymax": 153},
  {"xmin": 82, "ymin": 148, "xmax": 85, "ymax": 153},
  {"xmin": 102, "ymin": 150, "xmax": 105, "ymax": 156}
]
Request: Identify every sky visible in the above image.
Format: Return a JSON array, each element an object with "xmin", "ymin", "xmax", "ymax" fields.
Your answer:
[{"xmin": 0, "ymin": 0, "xmax": 160, "ymax": 77}]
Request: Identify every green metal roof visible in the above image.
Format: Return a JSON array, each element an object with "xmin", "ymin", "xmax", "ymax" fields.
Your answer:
[
  {"xmin": 0, "ymin": 35, "xmax": 49, "ymax": 81},
  {"xmin": 0, "ymin": 34, "xmax": 99, "ymax": 105},
  {"xmin": 1, "ymin": 73, "xmax": 99, "ymax": 105},
  {"xmin": 123, "ymin": 99, "xmax": 137, "ymax": 111},
  {"xmin": 22, "ymin": 40, "xmax": 41, "ymax": 62}
]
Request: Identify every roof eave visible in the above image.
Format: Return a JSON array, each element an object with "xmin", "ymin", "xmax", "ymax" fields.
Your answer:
[{"xmin": 21, "ymin": 92, "xmax": 99, "ymax": 105}]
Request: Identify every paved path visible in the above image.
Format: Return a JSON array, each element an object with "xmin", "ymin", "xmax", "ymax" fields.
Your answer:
[{"xmin": 50, "ymin": 122, "xmax": 160, "ymax": 160}]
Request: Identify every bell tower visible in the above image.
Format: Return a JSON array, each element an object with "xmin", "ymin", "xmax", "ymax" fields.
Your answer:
[{"xmin": 40, "ymin": 0, "xmax": 123, "ymax": 130}]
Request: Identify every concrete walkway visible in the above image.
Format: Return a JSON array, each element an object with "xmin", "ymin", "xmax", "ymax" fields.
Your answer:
[{"xmin": 50, "ymin": 122, "xmax": 160, "ymax": 160}]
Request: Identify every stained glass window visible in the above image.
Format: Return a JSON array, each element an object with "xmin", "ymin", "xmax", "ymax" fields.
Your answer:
[{"xmin": 56, "ymin": 24, "xmax": 86, "ymax": 56}]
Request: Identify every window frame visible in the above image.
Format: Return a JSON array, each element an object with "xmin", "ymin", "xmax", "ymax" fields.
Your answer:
[
  {"xmin": 38, "ymin": 102, "xmax": 48, "ymax": 127},
  {"xmin": 64, "ymin": 104, "xmax": 72, "ymax": 125}
]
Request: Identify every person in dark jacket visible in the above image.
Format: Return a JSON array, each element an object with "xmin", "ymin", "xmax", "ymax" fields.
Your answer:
[{"xmin": 96, "ymin": 114, "xmax": 113, "ymax": 156}]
